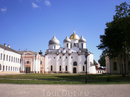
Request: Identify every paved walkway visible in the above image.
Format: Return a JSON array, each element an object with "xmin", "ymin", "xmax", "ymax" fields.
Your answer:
[{"xmin": 0, "ymin": 84, "xmax": 130, "ymax": 97}]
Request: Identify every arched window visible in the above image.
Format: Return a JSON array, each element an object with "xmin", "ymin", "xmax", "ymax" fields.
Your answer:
[
  {"xmin": 74, "ymin": 43, "xmax": 76, "ymax": 47},
  {"xmin": 0, "ymin": 64, "xmax": 1, "ymax": 70},
  {"xmin": 66, "ymin": 66, "xmax": 67, "ymax": 71},
  {"xmin": 59, "ymin": 66, "xmax": 61, "ymax": 71},
  {"xmin": 82, "ymin": 43, "xmax": 83, "ymax": 48},
  {"xmin": 73, "ymin": 62, "xmax": 77, "ymax": 66},
  {"xmin": 51, "ymin": 65, "xmax": 53, "ymax": 71},
  {"xmin": 83, "ymin": 66, "xmax": 85, "ymax": 71},
  {"xmin": 114, "ymin": 62, "xmax": 117, "ymax": 70},
  {"xmin": 67, "ymin": 43, "xmax": 68, "ymax": 47}
]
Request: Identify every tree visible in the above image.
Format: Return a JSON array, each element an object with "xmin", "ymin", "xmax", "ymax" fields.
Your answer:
[
  {"xmin": 97, "ymin": 2, "xmax": 130, "ymax": 76},
  {"xmin": 98, "ymin": 54, "xmax": 105, "ymax": 67}
]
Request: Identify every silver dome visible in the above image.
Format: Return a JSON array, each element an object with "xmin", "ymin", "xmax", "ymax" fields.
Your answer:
[
  {"xmin": 64, "ymin": 36, "xmax": 71, "ymax": 43},
  {"xmin": 49, "ymin": 35, "xmax": 60, "ymax": 45},
  {"xmin": 79, "ymin": 36, "xmax": 86, "ymax": 42}
]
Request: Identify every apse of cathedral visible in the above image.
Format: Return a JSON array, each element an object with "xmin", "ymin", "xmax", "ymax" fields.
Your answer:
[{"xmin": 45, "ymin": 30, "xmax": 96, "ymax": 74}]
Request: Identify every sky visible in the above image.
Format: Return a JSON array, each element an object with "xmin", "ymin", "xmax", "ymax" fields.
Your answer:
[{"xmin": 0, "ymin": 0, "xmax": 130, "ymax": 62}]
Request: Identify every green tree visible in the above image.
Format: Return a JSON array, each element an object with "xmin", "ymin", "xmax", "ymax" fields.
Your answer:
[
  {"xmin": 97, "ymin": 2, "xmax": 130, "ymax": 76},
  {"xmin": 98, "ymin": 54, "xmax": 105, "ymax": 67}
]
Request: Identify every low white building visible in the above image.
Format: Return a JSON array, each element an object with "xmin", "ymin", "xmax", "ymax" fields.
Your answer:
[
  {"xmin": 45, "ymin": 31, "xmax": 96, "ymax": 73},
  {"xmin": 0, "ymin": 44, "xmax": 21, "ymax": 73}
]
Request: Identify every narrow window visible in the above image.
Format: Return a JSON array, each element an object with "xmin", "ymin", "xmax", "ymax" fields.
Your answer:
[
  {"xmin": 6, "ymin": 55, "xmax": 8, "ymax": 61},
  {"xmin": 0, "ymin": 64, "xmax": 1, "ymax": 70},
  {"xmin": 59, "ymin": 66, "xmax": 61, "ymax": 71},
  {"xmin": 114, "ymin": 62, "xmax": 117, "ymax": 70},
  {"xmin": 82, "ymin": 43, "xmax": 83, "ymax": 48},
  {"xmin": 3, "ymin": 54, "xmax": 5, "ymax": 60},
  {"xmin": 66, "ymin": 57, "xmax": 67, "ymax": 59},
  {"xmin": 9, "ymin": 66, "xmax": 10, "ymax": 71},
  {"xmin": 71, "ymin": 56, "xmax": 73, "ymax": 59},
  {"xmin": 67, "ymin": 43, "xmax": 68, "ymax": 47},
  {"xmin": 11, "ymin": 66, "xmax": 12, "ymax": 71},
  {"xmin": 14, "ymin": 57, "xmax": 15, "ymax": 62},
  {"xmin": 3, "ymin": 66, "xmax": 4, "ymax": 71},
  {"xmin": 54, "ymin": 57, "xmax": 55, "ymax": 59},
  {"xmin": 60, "ymin": 56, "xmax": 61, "ymax": 59},
  {"xmin": 18, "ymin": 58, "xmax": 19, "ymax": 63},
  {"xmin": 12, "ymin": 56, "xmax": 13, "ymax": 62},
  {"xmin": 16, "ymin": 58, "xmax": 17, "ymax": 63},
  {"xmin": 51, "ymin": 65, "xmax": 53, "ymax": 71},
  {"xmin": 9, "ymin": 56, "xmax": 10, "ymax": 61},
  {"xmin": 6, "ymin": 66, "xmax": 7, "ymax": 71},
  {"xmin": 83, "ymin": 66, "xmax": 85, "ymax": 71},
  {"xmin": 66, "ymin": 66, "xmax": 67, "ymax": 71},
  {"xmin": 0, "ymin": 53, "xmax": 1, "ymax": 60}
]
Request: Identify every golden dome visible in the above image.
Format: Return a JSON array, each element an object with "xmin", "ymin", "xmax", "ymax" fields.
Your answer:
[{"xmin": 70, "ymin": 30, "xmax": 80, "ymax": 40}]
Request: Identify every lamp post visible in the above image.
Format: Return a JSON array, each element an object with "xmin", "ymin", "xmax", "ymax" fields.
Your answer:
[{"xmin": 85, "ymin": 51, "xmax": 89, "ymax": 84}]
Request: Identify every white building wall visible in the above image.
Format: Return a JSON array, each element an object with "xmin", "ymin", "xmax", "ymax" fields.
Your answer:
[
  {"xmin": 79, "ymin": 42, "xmax": 86, "ymax": 49},
  {"xmin": 71, "ymin": 40, "xmax": 79, "ymax": 48},
  {"xmin": 0, "ymin": 47, "xmax": 21, "ymax": 73},
  {"xmin": 64, "ymin": 42, "xmax": 71, "ymax": 49},
  {"xmin": 49, "ymin": 44, "xmax": 60, "ymax": 49}
]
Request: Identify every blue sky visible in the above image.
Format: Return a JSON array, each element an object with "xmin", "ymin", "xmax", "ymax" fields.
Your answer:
[{"xmin": 0, "ymin": 0, "xmax": 130, "ymax": 62}]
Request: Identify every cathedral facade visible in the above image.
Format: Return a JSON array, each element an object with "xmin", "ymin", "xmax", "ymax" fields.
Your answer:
[{"xmin": 44, "ymin": 31, "xmax": 96, "ymax": 73}]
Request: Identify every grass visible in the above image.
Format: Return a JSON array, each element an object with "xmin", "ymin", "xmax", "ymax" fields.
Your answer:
[{"xmin": 0, "ymin": 73, "xmax": 130, "ymax": 84}]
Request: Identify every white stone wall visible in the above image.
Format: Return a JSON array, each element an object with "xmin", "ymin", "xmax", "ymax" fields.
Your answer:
[
  {"xmin": 79, "ymin": 42, "xmax": 86, "ymax": 49},
  {"xmin": 0, "ymin": 47, "xmax": 21, "ymax": 73},
  {"xmin": 49, "ymin": 44, "xmax": 60, "ymax": 49},
  {"xmin": 71, "ymin": 40, "xmax": 79, "ymax": 48},
  {"xmin": 64, "ymin": 42, "xmax": 71, "ymax": 49}
]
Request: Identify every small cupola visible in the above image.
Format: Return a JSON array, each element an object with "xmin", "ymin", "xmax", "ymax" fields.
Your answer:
[{"xmin": 79, "ymin": 35, "xmax": 86, "ymax": 42}]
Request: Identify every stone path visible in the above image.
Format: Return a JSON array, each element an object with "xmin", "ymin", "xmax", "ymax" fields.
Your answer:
[{"xmin": 0, "ymin": 84, "xmax": 130, "ymax": 97}]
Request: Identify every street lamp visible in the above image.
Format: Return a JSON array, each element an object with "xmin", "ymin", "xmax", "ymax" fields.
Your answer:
[{"xmin": 85, "ymin": 51, "xmax": 89, "ymax": 84}]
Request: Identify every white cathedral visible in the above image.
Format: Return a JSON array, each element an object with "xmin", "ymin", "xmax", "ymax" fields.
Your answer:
[{"xmin": 44, "ymin": 30, "xmax": 96, "ymax": 73}]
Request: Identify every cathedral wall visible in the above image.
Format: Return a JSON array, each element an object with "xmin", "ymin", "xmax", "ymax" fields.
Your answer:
[
  {"xmin": 64, "ymin": 43, "xmax": 71, "ymax": 49},
  {"xmin": 45, "ymin": 54, "xmax": 56, "ymax": 72},
  {"xmin": 79, "ymin": 42, "xmax": 86, "ymax": 49},
  {"xmin": 49, "ymin": 44, "xmax": 60, "ymax": 49},
  {"xmin": 71, "ymin": 40, "xmax": 79, "ymax": 47}
]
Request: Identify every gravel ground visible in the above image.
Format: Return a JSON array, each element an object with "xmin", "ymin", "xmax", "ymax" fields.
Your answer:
[{"xmin": 0, "ymin": 84, "xmax": 130, "ymax": 97}]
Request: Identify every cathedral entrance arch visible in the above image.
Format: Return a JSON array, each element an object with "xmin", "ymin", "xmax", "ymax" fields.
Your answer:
[{"xmin": 73, "ymin": 67, "xmax": 76, "ymax": 73}]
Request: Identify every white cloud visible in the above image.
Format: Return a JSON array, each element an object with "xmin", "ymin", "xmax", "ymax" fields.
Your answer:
[
  {"xmin": 1, "ymin": 7, "xmax": 7, "ymax": 12},
  {"xmin": 32, "ymin": 2, "xmax": 40, "ymax": 8},
  {"xmin": 45, "ymin": 0, "xmax": 51, "ymax": 6}
]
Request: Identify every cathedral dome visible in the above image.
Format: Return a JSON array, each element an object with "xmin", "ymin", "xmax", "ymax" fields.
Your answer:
[
  {"xmin": 49, "ymin": 35, "xmax": 60, "ymax": 45},
  {"xmin": 64, "ymin": 36, "xmax": 71, "ymax": 43},
  {"xmin": 70, "ymin": 30, "xmax": 80, "ymax": 40},
  {"xmin": 79, "ymin": 35, "xmax": 86, "ymax": 42}
]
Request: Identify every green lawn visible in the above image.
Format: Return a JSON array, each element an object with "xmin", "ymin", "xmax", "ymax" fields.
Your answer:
[{"xmin": 0, "ymin": 73, "xmax": 130, "ymax": 84}]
